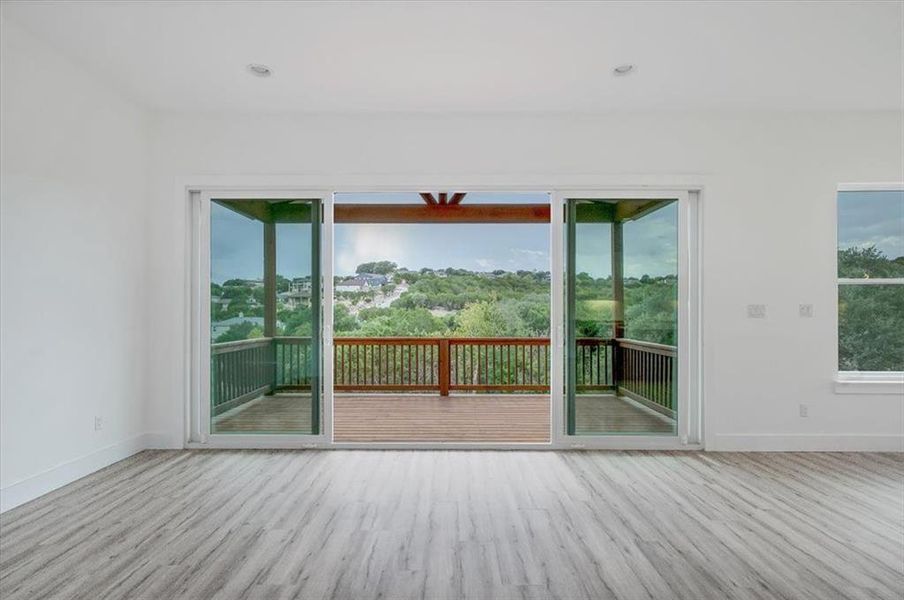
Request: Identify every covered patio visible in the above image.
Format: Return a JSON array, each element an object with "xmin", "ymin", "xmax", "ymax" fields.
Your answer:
[
  {"xmin": 209, "ymin": 193, "xmax": 678, "ymax": 441},
  {"xmin": 212, "ymin": 392, "xmax": 674, "ymax": 442}
]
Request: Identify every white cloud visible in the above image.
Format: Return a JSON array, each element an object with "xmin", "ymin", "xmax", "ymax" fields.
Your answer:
[
  {"xmin": 509, "ymin": 248, "xmax": 549, "ymax": 270},
  {"xmin": 335, "ymin": 225, "xmax": 409, "ymax": 275}
]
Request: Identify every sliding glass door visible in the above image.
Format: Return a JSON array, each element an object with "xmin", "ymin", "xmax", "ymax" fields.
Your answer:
[
  {"xmin": 563, "ymin": 195, "xmax": 689, "ymax": 439},
  {"xmin": 192, "ymin": 187, "xmax": 696, "ymax": 447},
  {"xmin": 206, "ymin": 196, "xmax": 323, "ymax": 436}
]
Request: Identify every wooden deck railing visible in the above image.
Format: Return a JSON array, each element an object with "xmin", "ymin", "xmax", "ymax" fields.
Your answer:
[
  {"xmin": 449, "ymin": 338, "xmax": 550, "ymax": 392},
  {"xmin": 616, "ymin": 338, "xmax": 677, "ymax": 416},
  {"xmin": 275, "ymin": 337, "xmax": 315, "ymax": 388},
  {"xmin": 332, "ymin": 337, "xmax": 612, "ymax": 394},
  {"xmin": 334, "ymin": 337, "xmax": 440, "ymax": 392},
  {"xmin": 211, "ymin": 338, "xmax": 274, "ymax": 415},
  {"xmin": 574, "ymin": 338, "xmax": 615, "ymax": 391},
  {"xmin": 211, "ymin": 335, "xmax": 674, "ymax": 415}
]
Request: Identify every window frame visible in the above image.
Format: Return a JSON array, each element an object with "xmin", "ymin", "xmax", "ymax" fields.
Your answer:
[{"xmin": 834, "ymin": 183, "xmax": 904, "ymax": 394}]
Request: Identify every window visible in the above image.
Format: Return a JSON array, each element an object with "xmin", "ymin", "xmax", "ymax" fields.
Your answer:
[{"xmin": 836, "ymin": 186, "xmax": 904, "ymax": 381}]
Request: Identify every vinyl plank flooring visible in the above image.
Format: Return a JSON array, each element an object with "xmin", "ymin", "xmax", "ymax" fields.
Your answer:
[{"xmin": 1, "ymin": 450, "xmax": 902, "ymax": 600}]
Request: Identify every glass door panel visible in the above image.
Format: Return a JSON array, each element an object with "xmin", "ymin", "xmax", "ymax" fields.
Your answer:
[
  {"xmin": 565, "ymin": 198, "xmax": 678, "ymax": 435},
  {"xmin": 209, "ymin": 199, "xmax": 321, "ymax": 434}
]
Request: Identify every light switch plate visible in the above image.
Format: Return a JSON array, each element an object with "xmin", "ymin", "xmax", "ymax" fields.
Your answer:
[
  {"xmin": 747, "ymin": 304, "xmax": 767, "ymax": 319},
  {"xmin": 799, "ymin": 304, "xmax": 814, "ymax": 318}
]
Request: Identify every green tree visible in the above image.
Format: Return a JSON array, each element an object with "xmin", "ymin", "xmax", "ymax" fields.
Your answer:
[
  {"xmin": 215, "ymin": 321, "xmax": 263, "ymax": 343},
  {"xmin": 356, "ymin": 261, "xmax": 397, "ymax": 275},
  {"xmin": 453, "ymin": 301, "xmax": 529, "ymax": 337},
  {"xmin": 333, "ymin": 304, "xmax": 359, "ymax": 333},
  {"xmin": 839, "ymin": 284, "xmax": 904, "ymax": 371},
  {"xmin": 838, "ymin": 245, "xmax": 904, "ymax": 278},
  {"xmin": 356, "ymin": 307, "xmax": 447, "ymax": 337}
]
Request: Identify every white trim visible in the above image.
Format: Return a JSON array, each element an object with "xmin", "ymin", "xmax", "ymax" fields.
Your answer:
[
  {"xmin": 190, "ymin": 193, "xmax": 210, "ymax": 443},
  {"xmin": 687, "ymin": 190, "xmax": 704, "ymax": 444},
  {"xmin": 172, "ymin": 176, "xmax": 707, "ymax": 193},
  {"xmin": 322, "ymin": 194, "xmax": 335, "ymax": 442},
  {"xmin": 185, "ymin": 191, "xmax": 199, "ymax": 445},
  {"xmin": 834, "ymin": 371, "xmax": 904, "ymax": 395},
  {"xmin": 549, "ymin": 192, "xmax": 564, "ymax": 442},
  {"xmin": 711, "ymin": 433, "xmax": 904, "ymax": 452},
  {"xmin": 186, "ymin": 436, "xmax": 702, "ymax": 451},
  {"xmin": 834, "ymin": 184, "xmax": 904, "ymax": 382},
  {"xmin": 837, "ymin": 371, "xmax": 904, "ymax": 381},
  {"xmin": 837, "ymin": 182, "xmax": 904, "ymax": 192},
  {"xmin": 837, "ymin": 278, "xmax": 904, "ymax": 285},
  {"xmin": 0, "ymin": 433, "xmax": 166, "ymax": 513},
  {"xmin": 181, "ymin": 178, "xmax": 705, "ymax": 451}
]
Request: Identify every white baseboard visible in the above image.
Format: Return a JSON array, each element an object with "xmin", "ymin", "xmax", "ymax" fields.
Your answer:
[
  {"xmin": 0, "ymin": 432, "xmax": 166, "ymax": 513},
  {"xmin": 710, "ymin": 433, "xmax": 904, "ymax": 452},
  {"xmin": 143, "ymin": 431, "xmax": 180, "ymax": 449}
]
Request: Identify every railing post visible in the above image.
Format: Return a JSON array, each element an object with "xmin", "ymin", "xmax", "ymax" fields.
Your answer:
[
  {"xmin": 438, "ymin": 339, "xmax": 450, "ymax": 396},
  {"xmin": 269, "ymin": 338, "xmax": 278, "ymax": 394}
]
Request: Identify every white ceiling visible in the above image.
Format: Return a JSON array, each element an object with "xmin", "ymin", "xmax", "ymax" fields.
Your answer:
[{"xmin": 3, "ymin": 1, "xmax": 902, "ymax": 113}]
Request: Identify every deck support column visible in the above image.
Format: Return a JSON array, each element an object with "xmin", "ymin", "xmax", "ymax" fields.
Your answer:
[
  {"xmin": 612, "ymin": 221, "xmax": 625, "ymax": 391},
  {"xmin": 264, "ymin": 221, "xmax": 277, "ymax": 393}
]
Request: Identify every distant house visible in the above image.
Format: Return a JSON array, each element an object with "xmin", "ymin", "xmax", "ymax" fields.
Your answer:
[
  {"xmin": 357, "ymin": 273, "xmax": 388, "ymax": 286},
  {"xmin": 336, "ymin": 277, "xmax": 373, "ymax": 293},
  {"xmin": 278, "ymin": 283, "xmax": 312, "ymax": 309}
]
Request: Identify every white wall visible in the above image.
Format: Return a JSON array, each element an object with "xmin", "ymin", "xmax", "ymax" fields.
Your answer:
[
  {"xmin": 0, "ymin": 17, "xmax": 153, "ymax": 510},
  {"xmin": 1, "ymin": 14, "xmax": 901, "ymax": 513},
  {"xmin": 147, "ymin": 111, "xmax": 903, "ymax": 451}
]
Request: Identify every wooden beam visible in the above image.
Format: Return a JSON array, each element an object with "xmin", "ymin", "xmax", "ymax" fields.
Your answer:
[
  {"xmin": 334, "ymin": 203, "xmax": 550, "ymax": 224},
  {"xmin": 614, "ymin": 199, "xmax": 674, "ymax": 222},
  {"xmin": 270, "ymin": 202, "xmax": 313, "ymax": 223},
  {"xmin": 574, "ymin": 202, "xmax": 616, "ymax": 223},
  {"xmin": 570, "ymin": 199, "xmax": 674, "ymax": 223},
  {"xmin": 214, "ymin": 199, "xmax": 273, "ymax": 223},
  {"xmin": 214, "ymin": 197, "xmax": 671, "ymax": 224}
]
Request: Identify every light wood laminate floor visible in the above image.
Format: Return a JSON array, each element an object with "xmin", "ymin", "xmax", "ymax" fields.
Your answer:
[
  {"xmin": 1, "ymin": 450, "xmax": 901, "ymax": 600},
  {"xmin": 213, "ymin": 394, "xmax": 673, "ymax": 440}
]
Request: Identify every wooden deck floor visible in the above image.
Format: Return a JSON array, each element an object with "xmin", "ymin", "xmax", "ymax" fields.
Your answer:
[{"xmin": 213, "ymin": 393, "xmax": 674, "ymax": 441}]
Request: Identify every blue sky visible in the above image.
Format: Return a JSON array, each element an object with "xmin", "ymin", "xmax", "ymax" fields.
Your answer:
[
  {"xmin": 838, "ymin": 190, "xmax": 904, "ymax": 258},
  {"xmin": 211, "ymin": 194, "xmax": 679, "ymax": 282}
]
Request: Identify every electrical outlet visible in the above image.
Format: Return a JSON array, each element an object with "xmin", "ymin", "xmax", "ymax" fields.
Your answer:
[
  {"xmin": 94, "ymin": 416, "xmax": 103, "ymax": 431},
  {"xmin": 799, "ymin": 304, "xmax": 814, "ymax": 318},
  {"xmin": 747, "ymin": 304, "xmax": 767, "ymax": 319},
  {"xmin": 799, "ymin": 404, "xmax": 808, "ymax": 418}
]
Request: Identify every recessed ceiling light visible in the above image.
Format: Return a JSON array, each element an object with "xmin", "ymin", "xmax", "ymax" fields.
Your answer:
[
  {"xmin": 613, "ymin": 64, "xmax": 635, "ymax": 76},
  {"xmin": 247, "ymin": 63, "xmax": 273, "ymax": 77}
]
